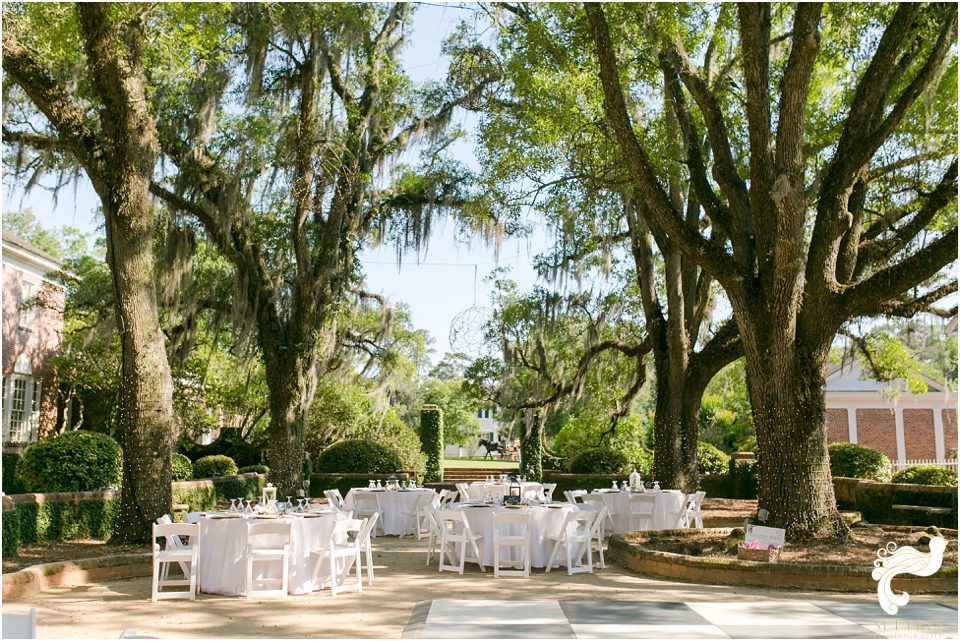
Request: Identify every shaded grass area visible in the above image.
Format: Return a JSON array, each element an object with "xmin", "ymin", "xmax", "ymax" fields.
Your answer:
[
  {"xmin": 3, "ymin": 539, "xmax": 150, "ymax": 573},
  {"xmin": 444, "ymin": 458, "xmax": 520, "ymax": 469}
]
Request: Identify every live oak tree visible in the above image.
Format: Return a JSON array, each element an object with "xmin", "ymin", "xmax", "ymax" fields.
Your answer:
[
  {"xmin": 3, "ymin": 4, "xmax": 177, "ymax": 541},
  {"xmin": 586, "ymin": 3, "xmax": 957, "ymax": 537},
  {"xmin": 148, "ymin": 4, "xmax": 497, "ymax": 492},
  {"xmin": 479, "ymin": 4, "xmax": 741, "ymax": 490}
]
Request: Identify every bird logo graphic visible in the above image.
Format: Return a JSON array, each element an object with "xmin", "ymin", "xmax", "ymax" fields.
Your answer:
[{"xmin": 871, "ymin": 536, "xmax": 947, "ymax": 615}]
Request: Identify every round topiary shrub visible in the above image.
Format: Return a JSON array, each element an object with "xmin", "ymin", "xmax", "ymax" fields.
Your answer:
[
  {"xmin": 828, "ymin": 443, "xmax": 890, "ymax": 482},
  {"xmin": 568, "ymin": 447, "xmax": 630, "ymax": 475},
  {"xmin": 315, "ymin": 439, "xmax": 403, "ymax": 474},
  {"xmin": 891, "ymin": 465, "xmax": 958, "ymax": 487},
  {"xmin": 171, "ymin": 453, "xmax": 193, "ymax": 482},
  {"xmin": 697, "ymin": 442, "xmax": 731, "ymax": 475},
  {"xmin": 237, "ymin": 464, "xmax": 270, "ymax": 475},
  {"xmin": 16, "ymin": 430, "xmax": 123, "ymax": 492},
  {"xmin": 193, "ymin": 454, "xmax": 238, "ymax": 479}
]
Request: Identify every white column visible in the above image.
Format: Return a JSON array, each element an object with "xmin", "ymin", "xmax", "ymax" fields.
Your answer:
[
  {"xmin": 846, "ymin": 407, "xmax": 858, "ymax": 444},
  {"xmin": 933, "ymin": 408, "xmax": 946, "ymax": 461},
  {"xmin": 894, "ymin": 407, "xmax": 906, "ymax": 464}
]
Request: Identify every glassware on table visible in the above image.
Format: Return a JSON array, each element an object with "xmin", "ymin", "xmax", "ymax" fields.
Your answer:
[
  {"xmin": 229, "ymin": 498, "xmax": 238, "ymax": 513},
  {"xmin": 611, "ymin": 480, "xmax": 618, "ymax": 490},
  {"xmin": 298, "ymin": 498, "xmax": 308, "ymax": 512},
  {"xmin": 409, "ymin": 479, "xmax": 416, "ymax": 489},
  {"xmin": 376, "ymin": 479, "xmax": 382, "ymax": 489},
  {"xmin": 400, "ymin": 480, "xmax": 407, "ymax": 490},
  {"xmin": 652, "ymin": 481, "xmax": 661, "ymax": 492},
  {"xmin": 368, "ymin": 480, "xmax": 376, "ymax": 489}
]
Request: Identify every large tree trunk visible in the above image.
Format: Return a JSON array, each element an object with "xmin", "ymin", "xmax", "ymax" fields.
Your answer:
[
  {"xmin": 650, "ymin": 345, "xmax": 699, "ymax": 491},
  {"xmin": 77, "ymin": 5, "xmax": 176, "ymax": 543},
  {"xmin": 261, "ymin": 336, "xmax": 319, "ymax": 495},
  {"xmin": 740, "ymin": 326, "xmax": 846, "ymax": 540}
]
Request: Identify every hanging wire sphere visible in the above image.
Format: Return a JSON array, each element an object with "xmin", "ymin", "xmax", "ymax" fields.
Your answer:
[
  {"xmin": 447, "ymin": 45, "xmax": 503, "ymax": 111},
  {"xmin": 449, "ymin": 305, "xmax": 494, "ymax": 357}
]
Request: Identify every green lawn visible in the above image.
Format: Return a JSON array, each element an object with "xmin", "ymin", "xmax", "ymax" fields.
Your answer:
[{"xmin": 444, "ymin": 458, "xmax": 520, "ymax": 469}]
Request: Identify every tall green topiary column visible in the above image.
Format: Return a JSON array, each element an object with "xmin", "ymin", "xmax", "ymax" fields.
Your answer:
[
  {"xmin": 520, "ymin": 410, "xmax": 542, "ymax": 482},
  {"xmin": 420, "ymin": 404, "xmax": 444, "ymax": 483}
]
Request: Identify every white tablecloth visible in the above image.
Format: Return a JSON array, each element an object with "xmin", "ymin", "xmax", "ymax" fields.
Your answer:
[
  {"xmin": 467, "ymin": 482, "xmax": 543, "ymax": 502},
  {"xmin": 456, "ymin": 503, "xmax": 577, "ymax": 567},
  {"xmin": 198, "ymin": 511, "xmax": 344, "ymax": 596},
  {"xmin": 343, "ymin": 488, "xmax": 438, "ymax": 536},
  {"xmin": 588, "ymin": 489, "xmax": 686, "ymax": 533}
]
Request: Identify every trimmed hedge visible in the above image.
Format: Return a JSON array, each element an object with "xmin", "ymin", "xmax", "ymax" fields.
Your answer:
[
  {"xmin": 3, "ymin": 474, "xmax": 266, "ymax": 559},
  {"xmin": 568, "ymin": 447, "xmax": 630, "ymax": 475},
  {"xmin": 238, "ymin": 464, "xmax": 270, "ymax": 475},
  {"xmin": 828, "ymin": 443, "xmax": 890, "ymax": 482},
  {"xmin": 520, "ymin": 412, "xmax": 543, "ymax": 482},
  {"xmin": 316, "ymin": 439, "xmax": 403, "ymax": 474},
  {"xmin": 16, "ymin": 431, "xmax": 123, "ymax": 493},
  {"xmin": 309, "ymin": 472, "xmax": 412, "ymax": 500},
  {"xmin": 697, "ymin": 442, "xmax": 731, "ymax": 475},
  {"xmin": 193, "ymin": 455, "xmax": 238, "ymax": 479},
  {"xmin": 420, "ymin": 405, "xmax": 444, "ymax": 483},
  {"xmin": 2, "ymin": 451, "xmax": 25, "ymax": 494},
  {"xmin": 541, "ymin": 451, "xmax": 565, "ymax": 471},
  {"xmin": 171, "ymin": 453, "xmax": 193, "ymax": 482},
  {"xmin": 2, "ymin": 494, "xmax": 120, "ymax": 559},
  {"xmin": 891, "ymin": 466, "xmax": 958, "ymax": 487}
]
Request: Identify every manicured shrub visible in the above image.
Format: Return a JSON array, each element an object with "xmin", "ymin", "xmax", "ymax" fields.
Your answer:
[
  {"xmin": 420, "ymin": 405, "xmax": 444, "ymax": 483},
  {"xmin": 171, "ymin": 453, "xmax": 193, "ymax": 481},
  {"xmin": 828, "ymin": 443, "xmax": 891, "ymax": 482},
  {"xmin": 697, "ymin": 442, "xmax": 730, "ymax": 476},
  {"xmin": 2, "ymin": 451, "xmax": 25, "ymax": 494},
  {"xmin": 193, "ymin": 454, "xmax": 238, "ymax": 479},
  {"xmin": 891, "ymin": 465, "xmax": 958, "ymax": 487},
  {"xmin": 16, "ymin": 431, "xmax": 122, "ymax": 493},
  {"xmin": 315, "ymin": 439, "xmax": 403, "ymax": 474},
  {"xmin": 237, "ymin": 464, "xmax": 270, "ymax": 475},
  {"xmin": 568, "ymin": 447, "xmax": 630, "ymax": 475}
]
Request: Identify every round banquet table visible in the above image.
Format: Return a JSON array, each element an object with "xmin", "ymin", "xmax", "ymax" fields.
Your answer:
[
  {"xmin": 467, "ymin": 481, "xmax": 543, "ymax": 502},
  {"xmin": 198, "ymin": 510, "xmax": 345, "ymax": 596},
  {"xmin": 587, "ymin": 489, "xmax": 686, "ymax": 533},
  {"xmin": 455, "ymin": 503, "xmax": 577, "ymax": 568},
  {"xmin": 343, "ymin": 488, "xmax": 439, "ymax": 536}
]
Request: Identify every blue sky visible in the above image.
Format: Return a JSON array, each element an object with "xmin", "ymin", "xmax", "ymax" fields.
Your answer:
[{"xmin": 2, "ymin": 3, "xmax": 558, "ymax": 365}]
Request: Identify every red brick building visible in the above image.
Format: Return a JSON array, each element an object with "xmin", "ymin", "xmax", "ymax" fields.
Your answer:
[
  {"xmin": 2, "ymin": 231, "xmax": 66, "ymax": 446},
  {"xmin": 824, "ymin": 357, "xmax": 958, "ymax": 468}
]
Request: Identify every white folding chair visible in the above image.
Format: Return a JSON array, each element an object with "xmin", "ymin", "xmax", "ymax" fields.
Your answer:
[
  {"xmin": 455, "ymin": 482, "xmax": 472, "ymax": 502},
  {"xmin": 581, "ymin": 495, "xmax": 616, "ymax": 538},
  {"xmin": 422, "ymin": 504, "xmax": 443, "ymax": 566},
  {"xmin": 357, "ymin": 512, "xmax": 380, "ymax": 585},
  {"xmin": 564, "ymin": 489, "xmax": 587, "ymax": 504},
  {"xmin": 351, "ymin": 492, "xmax": 383, "ymax": 536},
  {"xmin": 324, "ymin": 489, "xmax": 345, "ymax": 510},
  {"xmin": 310, "ymin": 518, "xmax": 363, "ymax": 596},
  {"xmin": 2, "ymin": 608, "xmax": 36, "ymax": 639},
  {"xmin": 399, "ymin": 492, "xmax": 435, "ymax": 539},
  {"xmin": 545, "ymin": 510, "xmax": 594, "ymax": 575},
  {"xmin": 629, "ymin": 494, "xmax": 657, "ymax": 532},
  {"xmin": 118, "ymin": 629, "xmax": 158, "ymax": 639},
  {"xmin": 184, "ymin": 512, "xmax": 202, "ymax": 524},
  {"xmin": 245, "ymin": 521, "xmax": 291, "ymax": 599},
  {"xmin": 154, "ymin": 515, "xmax": 192, "ymax": 587},
  {"xmin": 541, "ymin": 483, "xmax": 557, "ymax": 502},
  {"xmin": 152, "ymin": 522, "xmax": 199, "ymax": 601},
  {"xmin": 439, "ymin": 489, "xmax": 458, "ymax": 506},
  {"xmin": 437, "ymin": 508, "xmax": 485, "ymax": 574},
  {"xmin": 680, "ymin": 491, "xmax": 706, "ymax": 528},
  {"xmin": 491, "ymin": 510, "xmax": 531, "ymax": 578}
]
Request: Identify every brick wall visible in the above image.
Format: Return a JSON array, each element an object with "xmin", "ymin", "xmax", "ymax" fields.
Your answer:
[
  {"xmin": 943, "ymin": 409, "xmax": 957, "ymax": 459},
  {"xmin": 825, "ymin": 408, "xmax": 849, "ymax": 444},
  {"xmin": 855, "ymin": 408, "xmax": 898, "ymax": 461},
  {"xmin": 902, "ymin": 409, "xmax": 936, "ymax": 459},
  {"xmin": 1, "ymin": 264, "xmax": 65, "ymax": 441}
]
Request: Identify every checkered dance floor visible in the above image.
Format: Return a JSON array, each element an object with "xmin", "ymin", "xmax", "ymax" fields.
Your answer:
[{"xmin": 402, "ymin": 599, "xmax": 958, "ymax": 639}]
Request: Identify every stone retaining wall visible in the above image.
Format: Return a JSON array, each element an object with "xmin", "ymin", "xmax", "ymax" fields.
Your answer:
[
  {"xmin": 608, "ymin": 529, "xmax": 958, "ymax": 594},
  {"xmin": 3, "ymin": 553, "xmax": 151, "ymax": 601}
]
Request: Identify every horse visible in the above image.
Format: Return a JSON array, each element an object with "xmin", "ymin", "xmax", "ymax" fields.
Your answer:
[{"xmin": 478, "ymin": 438, "xmax": 505, "ymax": 460}]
